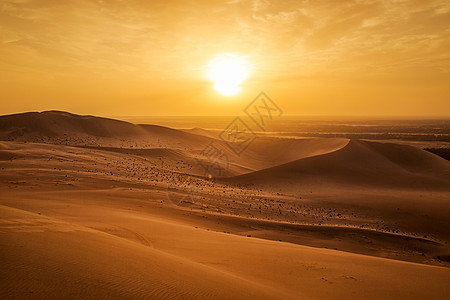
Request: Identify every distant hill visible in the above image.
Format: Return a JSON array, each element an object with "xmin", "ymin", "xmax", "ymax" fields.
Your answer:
[{"xmin": 0, "ymin": 111, "xmax": 211, "ymax": 148}]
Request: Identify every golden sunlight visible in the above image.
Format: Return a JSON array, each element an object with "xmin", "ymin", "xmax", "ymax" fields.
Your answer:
[
  {"xmin": 206, "ymin": 53, "xmax": 251, "ymax": 96},
  {"xmin": 1, "ymin": 2, "xmax": 450, "ymax": 298}
]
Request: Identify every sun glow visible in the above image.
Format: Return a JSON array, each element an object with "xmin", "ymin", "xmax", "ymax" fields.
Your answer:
[{"xmin": 206, "ymin": 53, "xmax": 251, "ymax": 96}]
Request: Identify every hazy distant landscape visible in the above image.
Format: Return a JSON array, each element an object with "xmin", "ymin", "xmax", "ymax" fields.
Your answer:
[{"xmin": 123, "ymin": 116, "xmax": 450, "ymax": 141}]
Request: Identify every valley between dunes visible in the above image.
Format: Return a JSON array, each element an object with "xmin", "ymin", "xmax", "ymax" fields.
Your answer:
[{"xmin": 1, "ymin": 111, "xmax": 449, "ymax": 299}]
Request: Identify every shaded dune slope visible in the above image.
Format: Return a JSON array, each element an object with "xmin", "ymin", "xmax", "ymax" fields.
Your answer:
[
  {"xmin": 0, "ymin": 111, "xmax": 212, "ymax": 147},
  {"xmin": 0, "ymin": 111, "xmax": 350, "ymax": 175},
  {"xmin": 228, "ymin": 140, "xmax": 450, "ymax": 190}
]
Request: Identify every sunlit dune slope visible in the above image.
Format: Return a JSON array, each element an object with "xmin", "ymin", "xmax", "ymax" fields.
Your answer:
[
  {"xmin": 1, "ymin": 200, "xmax": 450, "ymax": 300},
  {"xmin": 0, "ymin": 205, "xmax": 283, "ymax": 299}
]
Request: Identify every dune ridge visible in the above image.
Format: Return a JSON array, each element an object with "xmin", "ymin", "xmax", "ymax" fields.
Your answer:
[
  {"xmin": 229, "ymin": 139, "xmax": 450, "ymax": 190},
  {"xmin": 0, "ymin": 111, "xmax": 352, "ymax": 174}
]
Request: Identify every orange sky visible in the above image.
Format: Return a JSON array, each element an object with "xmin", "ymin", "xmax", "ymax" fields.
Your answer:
[{"xmin": 1, "ymin": 0, "xmax": 449, "ymax": 117}]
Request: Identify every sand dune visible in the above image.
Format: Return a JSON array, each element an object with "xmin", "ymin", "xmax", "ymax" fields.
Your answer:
[
  {"xmin": 0, "ymin": 205, "xmax": 283, "ymax": 299},
  {"xmin": 0, "ymin": 110, "xmax": 212, "ymax": 149},
  {"xmin": 0, "ymin": 111, "xmax": 351, "ymax": 176},
  {"xmin": 234, "ymin": 137, "xmax": 349, "ymax": 171},
  {"xmin": 0, "ymin": 111, "xmax": 146, "ymax": 138},
  {"xmin": 230, "ymin": 139, "xmax": 450, "ymax": 190},
  {"xmin": 1, "ymin": 111, "xmax": 449, "ymax": 299},
  {"xmin": 1, "ymin": 192, "xmax": 449, "ymax": 300}
]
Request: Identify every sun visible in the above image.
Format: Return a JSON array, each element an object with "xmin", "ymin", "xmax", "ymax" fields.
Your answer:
[{"xmin": 206, "ymin": 53, "xmax": 251, "ymax": 96}]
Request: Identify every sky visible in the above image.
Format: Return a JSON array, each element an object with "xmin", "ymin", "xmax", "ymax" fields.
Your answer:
[{"xmin": 1, "ymin": 0, "xmax": 449, "ymax": 117}]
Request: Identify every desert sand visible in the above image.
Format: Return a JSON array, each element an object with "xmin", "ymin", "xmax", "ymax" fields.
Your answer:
[{"xmin": 1, "ymin": 111, "xmax": 449, "ymax": 299}]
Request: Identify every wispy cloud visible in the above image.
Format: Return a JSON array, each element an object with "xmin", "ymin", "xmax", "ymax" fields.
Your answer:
[{"xmin": 0, "ymin": 0, "xmax": 449, "ymax": 115}]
